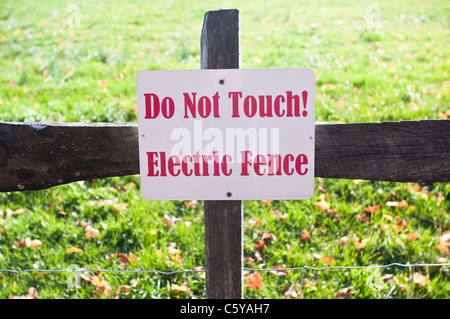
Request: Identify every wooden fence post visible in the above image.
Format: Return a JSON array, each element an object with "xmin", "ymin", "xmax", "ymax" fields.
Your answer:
[{"xmin": 200, "ymin": 9, "xmax": 243, "ymax": 299}]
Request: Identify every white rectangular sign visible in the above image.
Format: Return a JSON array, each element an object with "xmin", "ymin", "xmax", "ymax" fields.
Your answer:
[{"xmin": 137, "ymin": 68, "xmax": 315, "ymax": 200}]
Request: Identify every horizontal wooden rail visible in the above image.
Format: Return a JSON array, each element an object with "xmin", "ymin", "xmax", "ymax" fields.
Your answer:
[{"xmin": 0, "ymin": 120, "xmax": 448, "ymax": 192}]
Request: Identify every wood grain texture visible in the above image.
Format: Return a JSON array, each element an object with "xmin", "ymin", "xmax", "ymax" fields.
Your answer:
[
  {"xmin": 0, "ymin": 119, "xmax": 448, "ymax": 192},
  {"xmin": 0, "ymin": 122, "xmax": 139, "ymax": 192},
  {"xmin": 204, "ymin": 200, "xmax": 243, "ymax": 299},
  {"xmin": 201, "ymin": 9, "xmax": 243, "ymax": 299},
  {"xmin": 201, "ymin": 9, "xmax": 240, "ymax": 69},
  {"xmin": 314, "ymin": 120, "xmax": 450, "ymax": 183}
]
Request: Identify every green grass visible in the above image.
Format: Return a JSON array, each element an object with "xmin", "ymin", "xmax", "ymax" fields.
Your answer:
[{"xmin": 0, "ymin": 0, "xmax": 449, "ymax": 299}]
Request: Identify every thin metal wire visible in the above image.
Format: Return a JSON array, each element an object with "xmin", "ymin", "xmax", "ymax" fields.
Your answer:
[
  {"xmin": 299, "ymin": 266, "xmax": 307, "ymax": 299},
  {"xmin": 186, "ymin": 269, "xmax": 191, "ymax": 299},
  {"xmin": 409, "ymin": 263, "xmax": 417, "ymax": 299},
  {"xmin": 1, "ymin": 262, "xmax": 449, "ymax": 299},
  {"xmin": 1, "ymin": 262, "xmax": 448, "ymax": 275},
  {"xmin": 75, "ymin": 270, "xmax": 79, "ymax": 299}
]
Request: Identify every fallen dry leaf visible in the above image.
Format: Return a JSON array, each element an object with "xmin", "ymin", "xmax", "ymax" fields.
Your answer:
[
  {"xmin": 85, "ymin": 226, "xmax": 100, "ymax": 238},
  {"xmin": 254, "ymin": 240, "xmax": 267, "ymax": 252},
  {"xmin": 164, "ymin": 214, "xmax": 181, "ymax": 227},
  {"xmin": 9, "ymin": 287, "xmax": 38, "ymax": 299},
  {"xmin": 353, "ymin": 234, "xmax": 370, "ymax": 250},
  {"xmin": 80, "ymin": 273, "xmax": 111, "ymax": 297},
  {"xmin": 300, "ymin": 229, "xmax": 311, "ymax": 241},
  {"xmin": 185, "ymin": 200, "xmax": 198, "ymax": 210},
  {"xmin": 284, "ymin": 281, "xmax": 298, "ymax": 299},
  {"xmin": 245, "ymin": 271, "xmax": 264, "ymax": 290},
  {"xmin": 29, "ymin": 239, "xmax": 42, "ymax": 248},
  {"xmin": 338, "ymin": 236, "xmax": 348, "ymax": 246},
  {"xmin": 248, "ymin": 218, "xmax": 259, "ymax": 226},
  {"xmin": 406, "ymin": 232, "xmax": 422, "ymax": 242},
  {"xmin": 16, "ymin": 238, "xmax": 41, "ymax": 248},
  {"xmin": 112, "ymin": 203, "xmax": 128, "ymax": 212},
  {"xmin": 321, "ymin": 256, "xmax": 335, "ymax": 265},
  {"xmin": 261, "ymin": 232, "xmax": 276, "ymax": 241},
  {"xmin": 314, "ymin": 198, "xmax": 330, "ymax": 211},
  {"xmin": 409, "ymin": 272, "xmax": 430, "ymax": 286},
  {"xmin": 270, "ymin": 209, "xmax": 287, "ymax": 219},
  {"xmin": 12, "ymin": 208, "xmax": 25, "ymax": 215},
  {"xmin": 364, "ymin": 204, "xmax": 380, "ymax": 214},
  {"xmin": 171, "ymin": 283, "xmax": 190, "ymax": 294},
  {"xmin": 335, "ymin": 286, "xmax": 356, "ymax": 299},
  {"xmin": 437, "ymin": 257, "xmax": 448, "ymax": 263},
  {"xmin": 66, "ymin": 247, "xmax": 84, "ymax": 253},
  {"xmin": 436, "ymin": 242, "xmax": 449, "ymax": 256}
]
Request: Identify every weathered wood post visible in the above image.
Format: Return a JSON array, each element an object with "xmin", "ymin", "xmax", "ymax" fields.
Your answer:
[{"xmin": 200, "ymin": 9, "xmax": 243, "ymax": 299}]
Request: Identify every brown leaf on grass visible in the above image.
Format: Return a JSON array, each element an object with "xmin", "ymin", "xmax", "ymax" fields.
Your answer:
[
  {"xmin": 118, "ymin": 253, "xmax": 130, "ymax": 266},
  {"xmin": 440, "ymin": 232, "xmax": 450, "ymax": 243},
  {"xmin": 338, "ymin": 236, "xmax": 348, "ymax": 246},
  {"xmin": 185, "ymin": 200, "xmax": 198, "ymax": 210},
  {"xmin": 29, "ymin": 239, "xmax": 42, "ymax": 248},
  {"xmin": 406, "ymin": 233, "xmax": 422, "ymax": 242},
  {"xmin": 164, "ymin": 214, "xmax": 181, "ymax": 228},
  {"xmin": 314, "ymin": 198, "xmax": 330, "ymax": 211},
  {"xmin": 12, "ymin": 208, "xmax": 25, "ymax": 215},
  {"xmin": 80, "ymin": 272, "xmax": 111, "ymax": 297},
  {"xmin": 409, "ymin": 273, "xmax": 430, "ymax": 286},
  {"xmin": 99, "ymin": 79, "xmax": 107, "ymax": 88},
  {"xmin": 9, "ymin": 287, "xmax": 38, "ymax": 299},
  {"xmin": 261, "ymin": 232, "xmax": 276, "ymax": 241},
  {"xmin": 254, "ymin": 240, "xmax": 267, "ymax": 252},
  {"xmin": 112, "ymin": 203, "xmax": 128, "ymax": 212},
  {"xmin": 436, "ymin": 242, "xmax": 449, "ymax": 256},
  {"xmin": 171, "ymin": 283, "xmax": 190, "ymax": 295},
  {"xmin": 364, "ymin": 204, "xmax": 380, "ymax": 214},
  {"xmin": 321, "ymin": 256, "xmax": 335, "ymax": 265},
  {"xmin": 66, "ymin": 247, "xmax": 83, "ymax": 253},
  {"xmin": 16, "ymin": 238, "xmax": 41, "ymax": 248},
  {"xmin": 396, "ymin": 220, "xmax": 407, "ymax": 228},
  {"xmin": 118, "ymin": 252, "xmax": 137, "ymax": 266},
  {"xmin": 300, "ymin": 229, "xmax": 311, "ymax": 241},
  {"xmin": 245, "ymin": 271, "xmax": 264, "ymax": 290},
  {"xmin": 123, "ymin": 182, "xmax": 136, "ymax": 189},
  {"xmin": 85, "ymin": 226, "xmax": 100, "ymax": 238},
  {"xmin": 16, "ymin": 237, "xmax": 30, "ymax": 248},
  {"xmin": 335, "ymin": 286, "xmax": 356, "ymax": 299},
  {"xmin": 353, "ymin": 234, "xmax": 370, "ymax": 250},
  {"xmin": 283, "ymin": 281, "xmax": 299, "ymax": 299},
  {"xmin": 270, "ymin": 209, "xmax": 287, "ymax": 220}
]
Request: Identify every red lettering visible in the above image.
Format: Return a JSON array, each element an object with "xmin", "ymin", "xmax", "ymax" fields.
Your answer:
[
  {"xmin": 229, "ymin": 92, "xmax": 242, "ymax": 118},
  {"xmin": 168, "ymin": 155, "xmax": 180, "ymax": 176},
  {"xmin": 181, "ymin": 155, "xmax": 193, "ymax": 176},
  {"xmin": 243, "ymin": 95, "xmax": 257, "ymax": 117},
  {"xmin": 254, "ymin": 154, "xmax": 267, "ymax": 176},
  {"xmin": 240, "ymin": 151, "xmax": 252, "ymax": 176},
  {"xmin": 146, "ymin": 152, "xmax": 159, "ymax": 176},
  {"xmin": 144, "ymin": 93, "xmax": 160, "ymax": 119},
  {"xmin": 295, "ymin": 154, "xmax": 308, "ymax": 175},
  {"xmin": 184, "ymin": 92, "xmax": 197, "ymax": 118}
]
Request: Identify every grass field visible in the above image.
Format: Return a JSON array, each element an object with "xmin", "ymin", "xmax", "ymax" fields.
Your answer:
[{"xmin": 0, "ymin": 0, "xmax": 449, "ymax": 299}]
